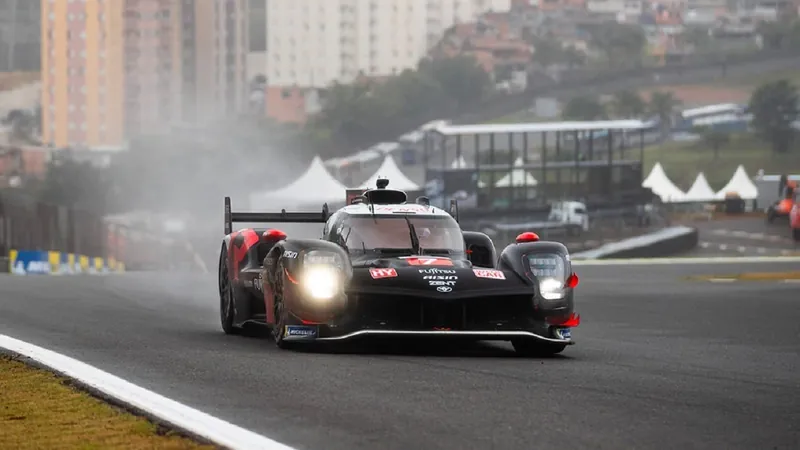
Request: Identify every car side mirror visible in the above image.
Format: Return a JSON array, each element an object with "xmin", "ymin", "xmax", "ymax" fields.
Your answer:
[{"xmin": 467, "ymin": 244, "xmax": 493, "ymax": 268}]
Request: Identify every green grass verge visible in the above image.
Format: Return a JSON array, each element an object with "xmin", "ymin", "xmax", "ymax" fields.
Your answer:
[
  {"xmin": 643, "ymin": 133, "xmax": 800, "ymax": 190},
  {"xmin": 0, "ymin": 356, "xmax": 216, "ymax": 450}
]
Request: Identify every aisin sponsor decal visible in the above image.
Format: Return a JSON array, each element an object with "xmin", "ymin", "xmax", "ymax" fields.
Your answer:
[
  {"xmin": 473, "ymin": 269, "xmax": 505, "ymax": 280},
  {"xmin": 369, "ymin": 268, "xmax": 398, "ymax": 279}
]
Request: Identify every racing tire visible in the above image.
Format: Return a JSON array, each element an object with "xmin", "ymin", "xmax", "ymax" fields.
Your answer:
[
  {"xmin": 512, "ymin": 340, "xmax": 567, "ymax": 357},
  {"xmin": 270, "ymin": 260, "xmax": 296, "ymax": 350},
  {"xmin": 219, "ymin": 246, "xmax": 241, "ymax": 335},
  {"xmin": 793, "ymin": 228, "xmax": 800, "ymax": 242}
]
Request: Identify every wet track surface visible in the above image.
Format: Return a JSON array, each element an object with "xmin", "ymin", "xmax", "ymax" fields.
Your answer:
[{"xmin": 1, "ymin": 261, "xmax": 799, "ymax": 450}]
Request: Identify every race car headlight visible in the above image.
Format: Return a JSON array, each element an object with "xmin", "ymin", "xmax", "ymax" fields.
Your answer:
[
  {"xmin": 538, "ymin": 277, "xmax": 565, "ymax": 300},
  {"xmin": 302, "ymin": 265, "xmax": 341, "ymax": 300}
]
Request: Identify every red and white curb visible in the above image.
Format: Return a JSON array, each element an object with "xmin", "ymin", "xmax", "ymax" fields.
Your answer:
[{"xmin": 0, "ymin": 334, "xmax": 295, "ymax": 450}]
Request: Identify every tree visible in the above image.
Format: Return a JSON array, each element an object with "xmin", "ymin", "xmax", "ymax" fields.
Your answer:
[
  {"xmin": 561, "ymin": 96, "xmax": 606, "ymax": 120},
  {"xmin": 39, "ymin": 153, "xmax": 109, "ymax": 213},
  {"xmin": 695, "ymin": 126, "xmax": 730, "ymax": 159},
  {"xmin": 309, "ymin": 55, "xmax": 491, "ymax": 153},
  {"xmin": 587, "ymin": 22, "xmax": 646, "ymax": 68},
  {"xmin": 3, "ymin": 109, "xmax": 37, "ymax": 144},
  {"xmin": 610, "ymin": 90, "xmax": 646, "ymax": 118},
  {"xmin": 756, "ymin": 18, "xmax": 800, "ymax": 50},
  {"xmin": 648, "ymin": 91, "xmax": 682, "ymax": 138},
  {"xmin": 529, "ymin": 37, "xmax": 565, "ymax": 68},
  {"xmin": 418, "ymin": 55, "xmax": 491, "ymax": 109},
  {"xmin": 748, "ymin": 79, "xmax": 799, "ymax": 153}
]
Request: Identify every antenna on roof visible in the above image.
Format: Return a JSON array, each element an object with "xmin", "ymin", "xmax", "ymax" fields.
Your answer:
[{"xmin": 376, "ymin": 177, "xmax": 389, "ymax": 189}]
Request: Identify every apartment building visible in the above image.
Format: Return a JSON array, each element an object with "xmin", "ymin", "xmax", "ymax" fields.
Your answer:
[
  {"xmin": 586, "ymin": 0, "xmax": 646, "ymax": 17},
  {"xmin": 265, "ymin": 0, "xmax": 512, "ymax": 123},
  {"xmin": 41, "ymin": 0, "xmax": 248, "ymax": 151},
  {"xmin": 0, "ymin": 0, "xmax": 41, "ymax": 72}
]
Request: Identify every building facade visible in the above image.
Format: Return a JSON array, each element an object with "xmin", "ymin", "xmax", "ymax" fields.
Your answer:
[
  {"xmin": 41, "ymin": 0, "xmax": 248, "ymax": 150},
  {"xmin": 0, "ymin": 0, "xmax": 41, "ymax": 72},
  {"xmin": 264, "ymin": 0, "xmax": 511, "ymax": 123}
]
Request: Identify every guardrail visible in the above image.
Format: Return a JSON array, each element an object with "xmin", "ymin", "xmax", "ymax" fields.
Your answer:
[
  {"xmin": 571, "ymin": 226, "xmax": 698, "ymax": 259},
  {"xmin": 1, "ymin": 192, "xmax": 195, "ymax": 275}
]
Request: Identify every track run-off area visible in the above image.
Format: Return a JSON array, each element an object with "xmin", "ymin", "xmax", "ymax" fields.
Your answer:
[{"xmin": 1, "ymin": 257, "xmax": 799, "ymax": 450}]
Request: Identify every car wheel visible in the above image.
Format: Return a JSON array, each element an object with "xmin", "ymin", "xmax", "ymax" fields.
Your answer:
[
  {"xmin": 512, "ymin": 339, "xmax": 566, "ymax": 357},
  {"xmin": 219, "ymin": 247, "xmax": 240, "ymax": 335},
  {"xmin": 271, "ymin": 260, "xmax": 295, "ymax": 349}
]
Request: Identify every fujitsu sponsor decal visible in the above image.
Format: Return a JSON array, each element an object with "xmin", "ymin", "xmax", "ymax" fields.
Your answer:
[
  {"xmin": 473, "ymin": 269, "xmax": 506, "ymax": 280},
  {"xmin": 418, "ymin": 268, "xmax": 456, "ymax": 274},
  {"xmin": 369, "ymin": 268, "xmax": 398, "ymax": 279}
]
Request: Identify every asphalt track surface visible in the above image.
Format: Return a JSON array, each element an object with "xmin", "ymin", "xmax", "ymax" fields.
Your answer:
[{"xmin": 1, "ymin": 261, "xmax": 799, "ymax": 450}]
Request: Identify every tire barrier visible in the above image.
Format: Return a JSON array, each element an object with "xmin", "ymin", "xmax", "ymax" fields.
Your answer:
[{"xmin": 571, "ymin": 226, "xmax": 699, "ymax": 259}]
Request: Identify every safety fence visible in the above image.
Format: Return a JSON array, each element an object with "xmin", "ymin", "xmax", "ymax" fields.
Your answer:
[{"xmin": 1, "ymin": 192, "xmax": 195, "ymax": 274}]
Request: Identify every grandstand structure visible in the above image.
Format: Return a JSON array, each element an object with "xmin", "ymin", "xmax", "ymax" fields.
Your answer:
[{"xmin": 423, "ymin": 120, "xmax": 658, "ymax": 211}]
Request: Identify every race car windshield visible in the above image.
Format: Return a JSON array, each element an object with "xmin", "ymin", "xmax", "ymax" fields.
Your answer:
[{"xmin": 342, "ymin": 215, "xmax": 464, "ymax": 256}]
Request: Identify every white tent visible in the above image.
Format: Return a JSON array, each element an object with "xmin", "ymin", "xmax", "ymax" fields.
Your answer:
[
  {"xmin": 683, "ymin": 172, "xmax": 716, "ymax": 202},
  {"xmin": 360, "ymin": 155, "xmax": 420, "ymax": 190},
  {"xmin": 642, "ymin": 162, "xmax": 685, "ymax": 202},
  {"xmin": 715, "ymin": 165, "xmax": 759, "ymax": 200},
  {"xmin": 451, "ymin": 155, "xmax": 468, "ymax": 169},
  {"xmin": 250, "ymin": 156, "xmax": 349, "ymax": 209},
  {"xmin": 495, "ymin": 157, "xmax": 538, "ymax": 187}
]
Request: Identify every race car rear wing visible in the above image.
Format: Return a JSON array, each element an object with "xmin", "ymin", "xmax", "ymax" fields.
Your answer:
[{"xmin": 224, "ymin": 197, "xmax": 330, "ymax": 235}]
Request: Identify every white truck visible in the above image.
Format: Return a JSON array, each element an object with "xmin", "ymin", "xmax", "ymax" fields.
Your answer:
[{"xmin": 479, "ymin": 200, "xmax": 590, "ymax": 238}]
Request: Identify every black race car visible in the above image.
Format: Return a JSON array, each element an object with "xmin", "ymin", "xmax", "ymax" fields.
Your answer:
[{"xmin": 218, "ymin": 178, "xmax": 580, "ymax": 356}]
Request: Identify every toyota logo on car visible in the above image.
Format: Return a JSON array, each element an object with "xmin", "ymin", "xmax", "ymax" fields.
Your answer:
[{"xmin": 436, "ymin": 286, "xmax": 452, "ymax": 293}]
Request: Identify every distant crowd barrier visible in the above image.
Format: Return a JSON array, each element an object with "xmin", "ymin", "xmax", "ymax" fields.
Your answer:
[
  {"xmin": 571, "ymin": 226, "xmax": 698, "ymax": 259},
  {"xmin": 8, "ymin": 249, "xmax": 124, "ymax": 275},
  {"xmin": 1, "ymin": 192, "xmax": 196, "ymax": 275}
]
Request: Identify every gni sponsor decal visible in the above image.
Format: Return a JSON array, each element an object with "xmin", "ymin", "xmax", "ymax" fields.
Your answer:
[
  {"xmin": 473, "ymin": 269, "xmax": 506, "ymax": 280},
  {"xmin": 284, "ymin": 325, "xmax": 317, "ymax": 339},
  {"xmin": 369, "ymin": 268, "xmax": 398, "ymax": 279},
  {"xmin": 283, "ymin": 250, "xmax": 298, "ymax": 259},
  {"xmin": 402, "ymin": 257, "xmax": 454, "ymax": 266},
  {"xmin": 418, "ymin": 268, "xmax": 456, "ymax": 274},
  {"xmin": 423, "ymin": 274, "xmax": 457, "ymax": 287}
]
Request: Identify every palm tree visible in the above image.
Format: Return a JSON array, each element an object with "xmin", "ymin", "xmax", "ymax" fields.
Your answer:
[{"xmin": 648, "ymin": 91, "xmax": 682, "ymax": 139}]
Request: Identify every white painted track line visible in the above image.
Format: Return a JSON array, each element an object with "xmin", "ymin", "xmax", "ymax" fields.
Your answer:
[
  {"xmin": 572, "ymin": 256, "xmax": 800, "ymax": 265},
  {"xmin": 0, "ymin": 335, "xmax": 295, "ymax": 450}
]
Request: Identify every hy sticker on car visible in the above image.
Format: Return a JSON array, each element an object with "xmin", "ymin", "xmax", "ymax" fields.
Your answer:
[
  {"xmin": 473, "ymin": 269, "xmax": 506, "ymax": 280},
  {"xmin": 369, "ymin": 268, "xmax": 398, "ymax": 279},
  {"xmin": 284, "ymin": 325, "xmax": 317, "ymax": 339}
]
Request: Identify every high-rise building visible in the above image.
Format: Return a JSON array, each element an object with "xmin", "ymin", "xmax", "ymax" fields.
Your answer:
[
  {"xmin": 41, "ymin": 0, "xmax": 248, "ymax": 150},
  {"xmin": 0, "ymin": 0, "xmax": 41, "ymax": 72},
  {"xmin": 175, "ymin": 0, "xmax": 249, "ymax": 125},
  {"xmin": 264, "ymin": 0, "xmax": 511, "ymax": 123}
]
